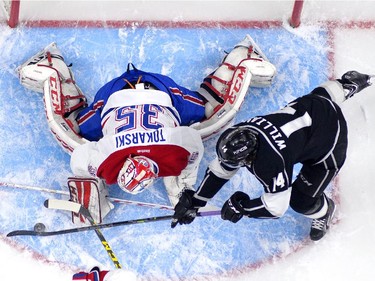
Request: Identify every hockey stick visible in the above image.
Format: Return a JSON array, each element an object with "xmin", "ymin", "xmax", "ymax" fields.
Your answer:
[
  {"xmin": 0, "ymin": 181, "xmax": 174, "ymax": 210},
  {"xmin": 44, "ymin": 199, "xmax": 220, "ymax": 219},
  {"xmin": 7, "ymin": 200, "xmax": 221, "ymax": 237},
  {"xmin": 44, "ymin": 199, "xmax": 122, "ymax": 269}
]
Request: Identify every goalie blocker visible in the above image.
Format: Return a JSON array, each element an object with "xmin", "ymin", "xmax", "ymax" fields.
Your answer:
[{"xmin": 68, "ymin": 177, "xmax": 114, "ymax": 224}]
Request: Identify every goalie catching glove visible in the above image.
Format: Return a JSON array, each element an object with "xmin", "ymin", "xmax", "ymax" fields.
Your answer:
[{"xmin": 221, "ymin": 191, "xmax": 251, "ymax": 223}]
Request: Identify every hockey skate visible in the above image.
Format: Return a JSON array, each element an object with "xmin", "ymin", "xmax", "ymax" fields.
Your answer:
[
  {"xmin": 309, "ymin": 197, "xmax": 336, "ymax": 241},
  {"xmin": 339, "ymin": 70, "xmax": 374, "ymax": 99}
]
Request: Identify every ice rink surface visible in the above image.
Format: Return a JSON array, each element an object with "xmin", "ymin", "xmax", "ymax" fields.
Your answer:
[{"xmin": 0, "ymin": 14, "xmax": 375, "ymax": 281}]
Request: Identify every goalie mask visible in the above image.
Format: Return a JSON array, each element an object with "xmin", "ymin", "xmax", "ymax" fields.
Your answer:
[
  {"xmin": 216, "ymin": 126, "xmax": 258, "ymax": 168},
  {"xmin": 117, "ymin": 156, "xmax": 159, "ymax": 194}
]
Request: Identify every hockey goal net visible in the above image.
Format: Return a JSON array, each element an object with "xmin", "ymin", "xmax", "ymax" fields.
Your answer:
[
  {"xmin": 1, "ymin": 0, "xmax": 19, "ymax": 27},
  {"xmin": 2, "ymin": 0, "xmax": 303, "ymax": 28}
]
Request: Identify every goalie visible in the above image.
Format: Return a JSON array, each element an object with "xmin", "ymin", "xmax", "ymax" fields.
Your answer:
[{"xmin": 16, "ymin": 35, "xmax": 276, "ymax": 224}]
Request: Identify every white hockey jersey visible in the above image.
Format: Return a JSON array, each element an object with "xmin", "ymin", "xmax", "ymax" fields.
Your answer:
[{"xmin": 70, "ymin": 89, "xmax": 204, "ymax": 185}]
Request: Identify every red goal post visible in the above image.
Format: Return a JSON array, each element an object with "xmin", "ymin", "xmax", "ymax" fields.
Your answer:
[
  {"xmin": 2, "ymin": 0, "xmax": 304, "ymax": 28},
  {"xmin": 1, "ymin": 0, "xmax": 20, "ymax": 27},
  {"xmin": 289, "ymin": 0, "xmax": 304, "ymax": 27}
]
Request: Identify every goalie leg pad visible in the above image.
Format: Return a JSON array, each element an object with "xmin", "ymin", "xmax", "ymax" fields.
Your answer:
[
  {"xmin": 44, "ymin": 69, "xmax": 87, "ymax": 153},
  {"xmin": 246, "ymin": 59, "xmax": 277, "ymax": 87},
  {"xmin": 68, "ymin": 177, "xmax": 114, "ymax": 224},
  {"xmin": 209, "ymin": 42, "xmax": 276, "ymax": 90},
  {"xmin": 192, "ymin": 59, "xmax": 253, "ymax": 139},
  {"xmin": 17, "ymin": 42, "xmax": 87, "ymax": 115},
  {"xmin": 198, "ymin": 34, "xmax": 276, "ymax": 108},
  {"xmin": 199, "ymin": 46, "xmax": 251, "ymax": 107},
  {"xmin": 194, "ymin": 35, "xmax": 276, "ymax": 139},
  {"xmin": 18, "ymin": 43, "xmax": 87, "ymax": 154},
  {"xmin": 17, "ymin": 42, "xmax": 69, "ymax": 92}
]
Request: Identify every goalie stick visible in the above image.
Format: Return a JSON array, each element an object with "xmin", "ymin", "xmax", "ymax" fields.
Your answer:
[
  {"xmin": 0, "ymin": 181, "xmax": 174, "ymax": 210},
  {"xmin": 44, "ymin": 199, "xmax": 122, "ymax": 269},
  {"xmin": 7, "ymin": 199, "xmax": 221, "ymax": 237},
  {"xmin": 0, "ymin": 181, "xmax": 219, "ymax": 212}
]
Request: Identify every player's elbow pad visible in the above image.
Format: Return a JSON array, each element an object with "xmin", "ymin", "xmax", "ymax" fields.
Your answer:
[{"xmin": 208, "ymin": 157, "xmax": 238, "ymax": 180}]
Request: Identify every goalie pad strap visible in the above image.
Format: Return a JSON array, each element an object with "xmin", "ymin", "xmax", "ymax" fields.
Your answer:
[
  {"xmin": 46, "ymin": 52, "xmax": 64, "ymax": 66},
  {"xmin": 43, "ymin": 68, "xmax": 87, "ymax": 153},
  {"xmin": 207, "ymin": 74, "xmax": 230, "ymax": 86},
  {"xmin": 199, "ymin": 82, "xmax": 225, "ymax": 105},
  {"xmin": 40, "ymin": 65, "xmax": 86, "ymax": 115},
  {"xmin": 199, "ymin": 61, "xmax": 245, "ymax": 106},
  {"xmin": 68, "ymin": 177, "xmax": 100, "ymax": 223},
  {"xmin": 221, "ymin": 62, "xmax": 236, "ymax": 71},
  {"xmin": 192, "ymin": 59, "xmax": 253, "ymax": 139},
  {"xmin": 17, "ymin": 43, "xmax": 88, "ymax": 154}
]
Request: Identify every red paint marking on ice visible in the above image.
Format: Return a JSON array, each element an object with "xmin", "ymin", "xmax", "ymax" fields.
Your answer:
[
  {"xmin": 0, "ymin": 235, "xmax": 79, "ymax": 272},
  {"xmin": 5, "ymin": 18, "xmax": 374, "ymax": 280},
  {"xmin": 22, "ymin": 20, "xmax": 283, "ymax": 29}
]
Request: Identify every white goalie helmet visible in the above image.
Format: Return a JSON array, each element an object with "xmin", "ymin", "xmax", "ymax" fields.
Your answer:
[{"xmin": 117, "ymin": 156, "xmax": 159, "ymax": 194}]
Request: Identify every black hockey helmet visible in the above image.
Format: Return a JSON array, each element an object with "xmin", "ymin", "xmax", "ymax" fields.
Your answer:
[{"xmin": 216, "ymin": 126, "xmax": 258, "ymax": 168}]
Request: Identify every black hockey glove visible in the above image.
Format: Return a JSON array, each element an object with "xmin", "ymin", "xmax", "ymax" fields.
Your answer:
[
  {"xmin": 171, "ymin": 190, "xmax": 199, "ymax": 228},
  {"xmin": 221, "ymin": 191, "xmax": 250, "ymax": 223}
]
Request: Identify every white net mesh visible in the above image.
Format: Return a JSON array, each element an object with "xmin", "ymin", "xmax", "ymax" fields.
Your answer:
[{"xmin": 0, "ymin": 0, "xmax": 11, "ymax": 19}]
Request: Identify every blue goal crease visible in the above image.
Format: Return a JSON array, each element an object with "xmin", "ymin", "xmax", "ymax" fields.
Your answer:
[{"xmin": 0, "ymin": 25, "xmax": 330, "ymax": 279}]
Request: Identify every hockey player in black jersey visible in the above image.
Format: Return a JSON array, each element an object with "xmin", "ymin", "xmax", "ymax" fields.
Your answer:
[{"xmin": 171, "ymin": 71, "xmax": 373, "ymax": 241}]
